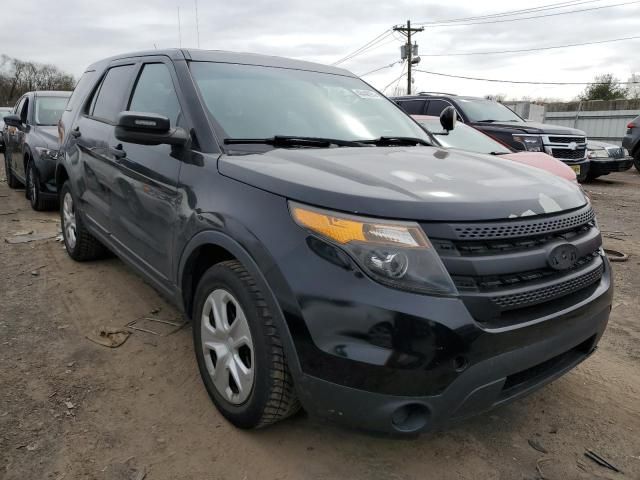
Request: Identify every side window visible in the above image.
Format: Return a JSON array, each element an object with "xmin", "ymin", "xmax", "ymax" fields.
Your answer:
[
  {"xmin": 426, "ymin": 99, "xmax": 450, "ymax": 116},
  {"xmin": 128, "ymin": 63, "xmax": 181, "ymax": 126},
  {"xmin": 66, "ymin": 71, "xmax": 96, "ymax": 112},
  {"xmin": 90, "ymin": 64, "xmax": 136, "ymax": 123},
  {"xmin": 398, "ymin": 99, "xmax": 426, "ymax": 115}
]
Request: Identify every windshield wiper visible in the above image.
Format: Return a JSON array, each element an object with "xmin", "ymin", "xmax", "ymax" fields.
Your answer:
[
  {"xmin": 358, "ymin": 136, "xmax": 430, "ymax": 147},
  {"xmin": 490, "ymin": 151, "xmax": 511, "ymax": 155},
  {"xmin": 223, "ymin": 136, "xmax": 364, "ymax": 148}
]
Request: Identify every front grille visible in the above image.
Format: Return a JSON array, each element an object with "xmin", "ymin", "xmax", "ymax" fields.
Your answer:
[
  {"xmin": 552, "ymin": 148, "xmax": 586, "ymax": 160},
  {"xmin": 548, "ymin": 136, "xmax": 586, "ymax": 144},
  {"xmin": 423, "ymin": 205, "xmax": 604, "ymax": 326},
  {"xmin": 450, "ymin": 207, "xmax": 594, "ymax": 240},
  {"xmin": 490, "ymin": 262, "xmax": 603, "ymax": 310}
]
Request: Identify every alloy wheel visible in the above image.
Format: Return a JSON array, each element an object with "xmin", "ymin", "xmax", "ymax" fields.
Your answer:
[
  {"xmin": 28, "ymin": 166, "xmax": 37, "ymax": 204},
  {"xmin": 62, "ymin": 192, "xmax": 77, "ymax": 249},
  {"xmin": 201, "ymin": 289, "xmax": 255, "ymax": 405}
]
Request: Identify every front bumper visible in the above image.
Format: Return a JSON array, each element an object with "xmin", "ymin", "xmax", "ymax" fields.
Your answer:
[
  {"xmin": 589, "ymin": 157, "xmax": 633, "ymax": 176},
  {"xmin": 558, "ymin": 158, "xmax": 590, "ymax": 182}
]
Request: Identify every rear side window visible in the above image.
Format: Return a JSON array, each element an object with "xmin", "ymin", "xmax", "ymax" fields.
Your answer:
[
  {"xmin": 90, "ymin": 64, "xmax": 135, "ymax": 123},
  {"xmin": 129, "ymin": 63, "xmax": 181, "ymax": 126},
  {"xmin": 426, "ymin": 99, "xmax": 451, "ymax": 116},
  {"xmin": 398, "ymin": 99, "xmax": 426, "ymax": 115}
]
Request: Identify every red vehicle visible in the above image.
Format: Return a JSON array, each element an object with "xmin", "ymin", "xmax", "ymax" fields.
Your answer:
[{"xmin": 413, "ymin": 114, "xmax": 578, "ymax": 183}]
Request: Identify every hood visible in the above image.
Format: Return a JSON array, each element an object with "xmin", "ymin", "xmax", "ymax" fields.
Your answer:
[
  {"xmin": 219, "ymin": 146, "xmax": 587, "ymax": 221},
  {"xmin": 499, "ymin": 152, "xmax": 578, "ymax": 183},
  {"xmin": 475, "ymin": 120, "xmax": 586, "ymax": 136},
  {"xmin": 587, "ymin": 140, "xmax": 617, "ymax": 149},
  {"xmin": 33, "ymin": 126, "xmax": 59, "ymax": 149}
]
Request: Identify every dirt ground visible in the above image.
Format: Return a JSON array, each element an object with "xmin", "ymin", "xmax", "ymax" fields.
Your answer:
[{"xmin": 1, "ymin": 155, "xmax": 639, "ymax": 480}]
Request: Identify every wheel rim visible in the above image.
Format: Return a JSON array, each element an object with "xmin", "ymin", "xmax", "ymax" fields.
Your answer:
[
  {"xmin": 62, "ymin": 192, "xmax": 77, "ymax": 249},
  {"xmin": 201, "ymin": 289, "xmax": 255, "ymax": 405},
  {"xmin": 28, "ymin": 167, "xmax": 37, "ymax": 203}
]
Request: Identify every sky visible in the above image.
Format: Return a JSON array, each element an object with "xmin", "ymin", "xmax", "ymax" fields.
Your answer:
[{"xmin": 1, "ymin": 0, "xmax": 639, "ymax": 100}]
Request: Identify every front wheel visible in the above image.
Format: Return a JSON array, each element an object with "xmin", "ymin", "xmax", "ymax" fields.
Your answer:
[
  {"xmin": 193, "ymin": 260, "xmax": 300, "ymax": 429},
  {"xmin": 4, "ymin": 153, "xmax": 21, "ymax": 189},
  {"xmin": 634, "ymin": 150, "xmax": 640, "ymax": 173},
  {"xmin": 60, "ymin": 181, "xmax": 106, "ymax": 261},
  {"xmin": 26, "ymin": 161, "xmax": 56, "ymax": 211}
]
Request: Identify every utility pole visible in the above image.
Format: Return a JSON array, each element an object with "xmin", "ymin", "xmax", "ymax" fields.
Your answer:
[
  {"xmin": 393, "ymin": 20, "xmax": 423, "ymax": 95},
  {"xmin": 194, "ymin": 0, "xmax": 200, "ymax": 48},
  {"xmin": 177, "ymin": 6, "xmax": 182, "ymax": 48}
]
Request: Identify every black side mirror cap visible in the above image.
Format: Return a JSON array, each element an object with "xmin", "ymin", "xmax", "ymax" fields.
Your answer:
[
  {"xmin": 440, "ymin": 106, "xmax": 457, "ymax": 132},
  {"xmin": 114, "ymin": 111, "xmax": 188, "ymax": 146},
  {"xmin": 3, "ymin": 114, "xmax": 22, "ymax": 129}
]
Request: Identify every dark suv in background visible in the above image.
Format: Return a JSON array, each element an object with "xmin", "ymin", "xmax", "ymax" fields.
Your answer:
[
  {"xmin": 56, "ymin": 49, "xmax": 611, "ymax": 434},
  {"xmin": 622, "ymin": 115, "xmax": 640, "ymax": 172},
  {"xmin": 2, "ymin": 90, "xmax": 71, "ymax": 210},
  {"xmin": 393, "ymin": 93, "xmax": 590, "ymax": 181}
]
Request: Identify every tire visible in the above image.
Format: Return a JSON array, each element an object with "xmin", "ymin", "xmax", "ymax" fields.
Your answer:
[
  {"xmin": 585, "ymin": 171, "xmax": 601, "ymax": 182},
  {"xmin": 60, "ymin": 181, "xmax": 106, "ymax": 261},
  {"xmin": 4, "ymin": 153, "xmax": 21, "ymax": 189},
  {"xmin": 193, "ymin": 260, "xmax": 300, "ymax": 429},
  {"xmin": 26, "ymin": 161, "xmax": 57, "ymax": 211},
  {"xmin": 634, "ymin": 150, "xmax": 640, "ymax": 174}
]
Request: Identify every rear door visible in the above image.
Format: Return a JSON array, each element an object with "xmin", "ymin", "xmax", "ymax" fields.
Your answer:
[
  {"xmin": 8, "ymin": 96, "xmax": 29, "ymax": 181},
  {"xmin": 109, "ymin": 59, "xmax": 185, "ymax": 285},
  {"xmin": 397, "ymin": 98, "xmax": 427, "ymax": 115},
  {"xmin": 73, "ymin": 63, "xmax": 137, "ymax": 236}
]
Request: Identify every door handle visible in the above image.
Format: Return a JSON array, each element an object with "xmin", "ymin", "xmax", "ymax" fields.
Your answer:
[
  {"xmin": 70, "ymin": 127, "xmax": 81, "ymax": 138},
  {"xmin": 110, "ymin": 144, "xmax": 126, "ymax": 160}
]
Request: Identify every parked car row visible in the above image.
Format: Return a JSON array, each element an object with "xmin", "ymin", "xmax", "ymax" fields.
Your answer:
[
  {"xmin": 393, "ymin": 92, "xmax": 636, "ymax": 181},
  {"xmin": 2, "ymin": 91, "xmax": 71, "ymax": 210},
  {"xmin": 2, "ymin": 49, "xmax": 613, "ymax": 435}
]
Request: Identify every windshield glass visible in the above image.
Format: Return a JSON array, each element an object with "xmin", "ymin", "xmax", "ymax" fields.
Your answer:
[
  {"xmin": 417, "ymin": 117, "xmax": 511, "ymax": 154},
  {"xmin": 35, "ymin": 96, "xmax": 69, "ymax": 125},
  {"xmin": 458, "ymin": 99, "xmax": 522, "ymax": 123},
  {"xmin": 189, "ymin": 62, "xmax": 429, "ymax": 146}
]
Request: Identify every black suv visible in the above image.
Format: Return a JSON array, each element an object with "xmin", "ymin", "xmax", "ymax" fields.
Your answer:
[
  {"xmin": 2, "ymin": 90, "xmax": 71, "ymax": 210},
  {"xmin": 393, "ymin": 93, "xmax": 591, "ymax": 181},
  {"xmin": 57, "ymin": 49, "xmax": 612, "ymax": 434}
]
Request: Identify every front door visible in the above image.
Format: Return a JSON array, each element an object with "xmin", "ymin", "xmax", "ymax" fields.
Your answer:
[{"xmin": 109, "ymin": 61, "xmax": 184, "ymax": 286}]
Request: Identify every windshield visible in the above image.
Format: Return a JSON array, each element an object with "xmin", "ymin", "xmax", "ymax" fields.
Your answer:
[
  {"xmin": 458, "ymin": 99, "xmax": 523, "ymax": 123},
  {"xmin": 189, "ymin": 62, "xmax": 429, "ymax": 147},
  {"xmin": 417, "ymin": 117, "xmax": 511, "ymax": 154},
  {"xmin": 35, "ymin": 96, "xmax": 69, "ymax": 125}
]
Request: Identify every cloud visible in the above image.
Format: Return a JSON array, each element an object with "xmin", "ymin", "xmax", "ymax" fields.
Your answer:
[{"xmin": 0, "ymin": 0, "xmax": 638, "ymax": 100}]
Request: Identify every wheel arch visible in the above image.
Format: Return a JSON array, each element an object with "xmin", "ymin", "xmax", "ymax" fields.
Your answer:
[
  {"xmin": 177, "ymin": 230, "xmax": 302, "ymax": 376},
  {"xmin": 55, "ymin": 163, "xmax": 69, "ymax": 191}
]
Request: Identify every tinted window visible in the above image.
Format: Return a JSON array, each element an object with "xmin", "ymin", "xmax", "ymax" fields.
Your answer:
[
  {"xmin": 458, "ymin": 99, "xmax": 522, "ymax": 123},
  {"xmin": 91, "ymin": 64, "xmax": 135, "ymax": 123},
  {"xmin": 14, "ymin": 97, "xmax": 26, "ymax": 116},
  {"xmin": 66, "ymin": 71, "xmax": 96, "ymax": 112},
  {"xmin": 19, "ymin": 98, "xmax": 29, "ymax": 123},
  {"xmin": 35, "ymin": 96, "xmax": 70, "ymax": 125},
  {"xmin": 129, "ymin": 63, "xmax": 181, "ymax": 126},
  {"xmin": 190, "ymin": 62, "xmax": 429, "ymax": 143},
  {"xmin": 399, "ymin": 99, "xmax": 426, "ymax": 115},
  {"xmin": 426, "ymin": 99, "xmax": 451, "ymax": 116}
]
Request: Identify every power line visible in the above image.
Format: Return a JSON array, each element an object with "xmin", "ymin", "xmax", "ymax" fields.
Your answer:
[
  {"xmin": 415, "ymin": 0, "xmax": 604, "ymax": 25},
  {"xmin": 359, "ymin": 61, "xmax": 402, "ymax": 77},
  {"xmin": 332, "ymin": 30, "xmax": 392, "ymax": 65},
  {"xmin": 381, "ymin": 61, "xmax": 407, "ymax": 93},
  {"xmin": 416, "ymin": 0, "xmax": 640, "ymax": 27},
  {"xmin": 419, "ymin": 35, "xmax": 640, "ymax": 57},
  {"xmin": 413, "ymin": 69, "xmax": 640, "ymax": 85}
]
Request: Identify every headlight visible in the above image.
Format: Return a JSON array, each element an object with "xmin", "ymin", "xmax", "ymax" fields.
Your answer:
[
  {"xmin": 587, "ymin": 149, "xmax": 609, "ymax": 159},
  {"xmin": 623, "ymin": 148, "xmax": 630, "ymax": 156},
  {"xmin": 35, "ymin": 147, "xmax": 59, "ymax": 161},
  {"xmin": 512, "ymin": 135, "xmax": 543, "ymax": 152},
  {"xmin": 290, "ymin": 202, "xmax": 457, "ymax": 295}
]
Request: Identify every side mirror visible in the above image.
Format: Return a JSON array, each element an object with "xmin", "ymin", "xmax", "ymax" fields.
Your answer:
[
  {"xmin": 440, "ymin": 106, "xmax": 457, "ymax": 132},
  {"xmin": 114, "ymin": 111, "xmax": 188, "ymax": 146},
  {"xmin": 3, "ymin": 114, "xmax": 23, "ymax": 129}
]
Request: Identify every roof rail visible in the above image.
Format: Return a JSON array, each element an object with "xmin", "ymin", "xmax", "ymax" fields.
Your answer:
[{"xmin": 417, "ymin": 91, "xmax": 457, "ymax": 96}]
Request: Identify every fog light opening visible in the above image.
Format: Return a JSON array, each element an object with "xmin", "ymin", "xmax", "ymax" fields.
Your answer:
[
  {"xmin": 453, "ymin": 355, "xmax": 469, "ymax": 372},
  {"xmin": 391, "ymin": 404, "xmax": 430, "ymax": 433}
]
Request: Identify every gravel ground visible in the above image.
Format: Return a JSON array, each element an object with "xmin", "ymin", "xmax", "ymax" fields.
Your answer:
[{"xmin": 1, "ymin": 156, "xmax": 639, "ymax": 480}]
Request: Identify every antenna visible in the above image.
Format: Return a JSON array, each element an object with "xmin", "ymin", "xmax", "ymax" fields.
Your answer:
[
  {"xmin": 177, "ymin": 6, "xmax": 182, "ymax": 47},
  {"xmin": 194, "ymin": 0, "xmax": 200, "ymax": 48}
]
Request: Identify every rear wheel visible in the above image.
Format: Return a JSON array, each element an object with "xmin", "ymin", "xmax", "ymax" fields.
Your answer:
[
  {"xmin": 4, "ymin": 153, "xmax": 21, "ymax": 189},
  {"xmin": 60, "ymin": 181, "xmax": 106, "ymax": 261},
  {"xmin": 26, "ymin": 161, "xmax": 57, "ymax": 211},
  {"xmin": 193, "ymin": 260, "xmax": 300, "ymax": 429}
]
